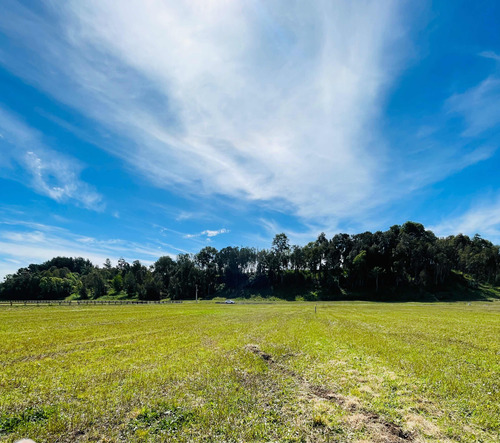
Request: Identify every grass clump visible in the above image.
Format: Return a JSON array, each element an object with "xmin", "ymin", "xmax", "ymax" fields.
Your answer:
[
  {"xmin": 0, "ymin": 406, "xmax": 56, "ymax": 434},
  {"xmin": 127, "ymin": 404, "xmax": 195, "ymax": 437}
]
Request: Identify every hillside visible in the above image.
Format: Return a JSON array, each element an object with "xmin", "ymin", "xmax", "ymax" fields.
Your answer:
[{"xmin": 1, "ymin": 222, "xmax": 499, "ymax": 302}]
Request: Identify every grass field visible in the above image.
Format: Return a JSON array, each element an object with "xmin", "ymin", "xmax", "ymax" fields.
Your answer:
[{"xmin": 0, "ymin": 302, "xmax": 499, "ymax": 442}]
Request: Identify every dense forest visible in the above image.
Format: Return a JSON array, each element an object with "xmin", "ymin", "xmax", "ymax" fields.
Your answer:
[{"xmin": 1, "ymin": 222, "xmax": 499, "ymax": 301}]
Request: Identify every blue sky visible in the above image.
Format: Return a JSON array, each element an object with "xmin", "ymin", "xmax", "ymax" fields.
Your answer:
[{"xmin": 1, "ymin": 0, "xmax": 500, "ymax": 278}]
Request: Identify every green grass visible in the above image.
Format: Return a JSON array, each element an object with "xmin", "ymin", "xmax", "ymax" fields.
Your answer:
[{"xmin": 0, "ymin": 301, "xmax": 499, "ymax": 442}]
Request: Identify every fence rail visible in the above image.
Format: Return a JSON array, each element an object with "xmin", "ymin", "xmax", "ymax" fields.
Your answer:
[{"xmin": 0, "ymin": 299, "xmax": 183, "ymax": 306}]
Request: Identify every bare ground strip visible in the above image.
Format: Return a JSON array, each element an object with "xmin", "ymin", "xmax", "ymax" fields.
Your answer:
[{"xmin": 245, "ymin": 344, "xmax": 414, "ymax": 443}]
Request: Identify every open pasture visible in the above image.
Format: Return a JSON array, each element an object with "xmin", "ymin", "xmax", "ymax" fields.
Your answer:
[{"xmin": 0, "ymin": 302, "xmax": 499, "ymax": 442}]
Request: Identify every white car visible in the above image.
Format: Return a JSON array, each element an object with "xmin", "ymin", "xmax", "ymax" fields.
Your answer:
[{"xmin": 225, "ymin": 299, "xmax": 235, "ymax": 304}]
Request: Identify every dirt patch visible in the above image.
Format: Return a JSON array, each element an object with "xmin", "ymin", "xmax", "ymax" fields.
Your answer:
[
  {"xmin": 309, "ymin": 385, "xmax": 360, "ymax": 412},
  {"xmin": 69, "ymin": 429, "xmax": 86, "ymax": 441},
  {"xmin": 310, "ymin": 386, "xmax": 413, "ymax": 441},
  {"xmin": 244, "ymin": 344, "xmax": 274, "ymax": 362},
  {"xmin": 310, "ymin": 385, "xmax": 413, "ymax": 442},
  {"xmin": 244, "ymin": 344, "xmax": 414, "ymax": 442},
  {"xmin": 346, "ymin": 412, "xmax": 413, "ymax": 442}
]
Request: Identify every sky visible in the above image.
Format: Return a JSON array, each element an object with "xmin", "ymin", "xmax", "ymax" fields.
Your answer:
[{"xmin": 1, "ymin": 0, "xmax": 500, "ymax": 279}]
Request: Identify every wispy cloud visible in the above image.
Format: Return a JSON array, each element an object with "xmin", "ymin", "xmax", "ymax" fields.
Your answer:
[
  {"xmin": 479, "ymin": 51, "xmax": 500, "ymax": 62},
  {"xmin": 2, "ymin": 0, "xmax": 495, "ymax": 237},
  {"xmin": 257, "ymin": 218, "xmax": 328, "ymax": 247},
  {"xmin": 382, "ymin": 52, "xmax": 500, "ymax": 206},
  {"xmin": 430, "ymin": 195, "xmax": 500, "ymax": 244},
  {"xmin": 447, "ymin": 76, "xmax": 500, "ymax": 136},
  {"xmin": 446, "ymin": 52, "xmax": 500, "ymax": 137},
  {"xmin": 24, "ymin": 150, "xmax": 103, "ymax": 209},
  {"xmin": 0, "ymin": 107, "xmax": 104, "ymax": 210},
  {"xmin": 393, "ymin": 144, "xmax": 495, "ymax": 195},
  {"xmin": 0, "ymin": 0, "xmax": 412, "ymax": 223},
  {"xmin": 0, "ymin": 221, "xmax": 177, "ymax": 280}
]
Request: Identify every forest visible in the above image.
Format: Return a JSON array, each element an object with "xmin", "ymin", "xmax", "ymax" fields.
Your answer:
[{"xmin": 1, "ymin": 221, "xmax": 499, "ymax": 301}]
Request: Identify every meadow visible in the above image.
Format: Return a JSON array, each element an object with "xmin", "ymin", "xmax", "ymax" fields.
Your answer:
[{"xmin": 0, "ymin": 301, "xmax": 499, "ymax": 442}]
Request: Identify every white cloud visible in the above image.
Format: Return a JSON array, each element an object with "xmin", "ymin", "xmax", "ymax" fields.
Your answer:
[
  {"xmin": 447, "ymin": 53, "xmax": 500, "ymax": 137},
  {"xmin": 0, "ymin": 222, "xmax": 178, "ymax": 280},
  {"xmin": 0, "ymin": 0, "xmax": 411, "ymax": 223},
  {"xmin": 447, "ymin": 76, "xmax": 500, "ymax": 136},
  {"xmin": 0, "ymin": 107, "xmax": 104, "ymax": 210},
  {"xmin": 479, "ymin": 51, "xmax": 500, "ymax": 62},
  {"xmin": 185, "ymin": 228, "xmax": 229, "ymax": 239},
  {"xmin": 392, "ymin": 144, "xmax": 495, "ymax": 195},
  {"xmin": 256, "ymin": 217, "xmax": 329, "ymax": 247},
  {"xmin": 176, "ymin": 211, "xmax": 199, "ymax": 222},
  {"xmin": 24, "ymin": 150, "xmax": 103, "ymax": 209},
  {"xmin": 202, "ymin": 229, "xmax": 229, "ymax": 238},
  {"xmin": 430, "ymin": 196, "xmax": 500, "ymax": 244}
]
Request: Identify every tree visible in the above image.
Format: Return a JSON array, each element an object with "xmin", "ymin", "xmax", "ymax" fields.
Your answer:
[
  {"xmin": 272, "ymin": 233, "xmax": 290, "ymax": 254},
  {"xmin": 290, "ymin": 245, "xmax": 306, "ymax": 272},
  {"xmin": 271, "ymin": 233, "xmax": 290, "ymax": 284},
  {"xmin": 79, "ymin": 281, "xmax": 88, "ymax": 299},
  {"xmin": 371, "ymin": 266, "xmax": 384, "ymax": 292},
  {"xmin": 141, "ymin": 273, "xmax": 162, "ymax": 300},
  {"xmin": 131, "ymin": 260, "xmax": 147, "ymax": 286},
  {"xmin": 153, "ymin": 256, "xmax": 176, "ymax": 295},
  {"xmin": 171, "ymin": 254, "xmax": 199, "ymax": 299},
  {"xmin": 217, "ymin": 247, "xmax": 243, "ymax": 288},
  {"xmin": 1, "ymin": 221, "xmax": 499, "ymax": 303},
  {"xmin": 303, "ymin": 241, "xmax": 321, "ymax": 277},
  {"xmin": 117, "ymin": 258, "xmax": 130, "ymax": 273},
  {"xmin": 112, "ymin": 274, "xmax": 124, "ymax": 293},
  {"xmin": 124, "ymin": 272, "xmax": 137, "ymax": 296},
  {"xmin": 352, "ymin": 250, "xmax": 368, "ymax": 288},
  {"xmin": 39, "ymin": 276, "xmax": 73, "ymax": 299},
  {"xmin": 85, "ymin": 270, "xmax": 107, "ymax": 298},
  {"xmin": 195, "ymin": 247, "xmax": 218, "ymax": 297},
  {"xmin": 0, "ymin": 270, "xmax": 41, "ymax": 300}
]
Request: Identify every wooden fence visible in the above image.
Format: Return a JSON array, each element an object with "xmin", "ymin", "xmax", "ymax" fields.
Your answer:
[{"xmin": 0, "ymin": 300, "xmax": 183, "ymax": 306}]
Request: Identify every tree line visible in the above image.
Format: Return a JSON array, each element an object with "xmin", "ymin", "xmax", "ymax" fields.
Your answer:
[{"xmin": 1, "ymin": 222, "xmax": 499, "ymax": 301}]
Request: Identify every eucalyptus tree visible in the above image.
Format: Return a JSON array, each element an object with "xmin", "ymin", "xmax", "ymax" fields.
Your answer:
[
  {"xmin": 153, "ymin": 256, "xmax": 176, "ymax": 294},
  {"xmin": 195, "ymin": 246, "xmax": 218, "ymax": 297}
]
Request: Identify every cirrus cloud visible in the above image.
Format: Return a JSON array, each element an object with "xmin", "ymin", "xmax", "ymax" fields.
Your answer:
[
  {"xmin": 0, "ymin": 107, "xmax": 104, "ymax": 210},
  {"xmin": 0, "ymin": 0, "xmax": 411, "ymax": 224}
]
